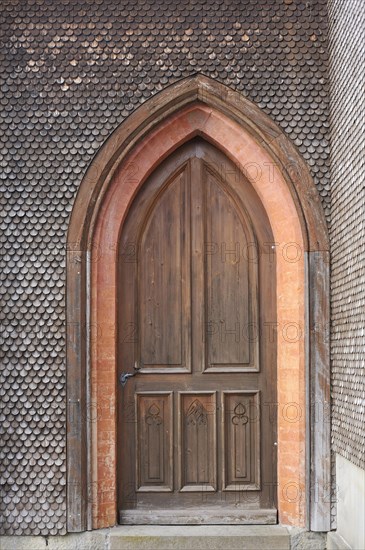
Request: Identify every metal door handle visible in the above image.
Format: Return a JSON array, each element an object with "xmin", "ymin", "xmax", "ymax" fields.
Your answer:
[{"xmin": 119, "ymin": 361, "xmax": 141, "ymax": 387}]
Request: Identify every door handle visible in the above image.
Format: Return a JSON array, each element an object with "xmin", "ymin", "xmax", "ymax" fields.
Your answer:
[{"xmin": 119, "ymin": 361, "xmax": 141, "ymax": 387}]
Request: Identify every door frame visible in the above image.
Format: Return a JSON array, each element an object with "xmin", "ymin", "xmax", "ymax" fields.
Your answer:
[{"xmin": 66, "ymin": 75, "xmax": 330, "ymax": 532}]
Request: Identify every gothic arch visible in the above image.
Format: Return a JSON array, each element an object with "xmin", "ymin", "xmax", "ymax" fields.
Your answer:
[{"xmin": 66, "ymin": 75, "xmax": 330, "ymax": 532}]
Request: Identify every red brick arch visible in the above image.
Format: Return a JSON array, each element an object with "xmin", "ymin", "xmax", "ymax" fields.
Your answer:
[{"xmin": 66, "ymin": 76, "xmax": 330, "ymax": 533}]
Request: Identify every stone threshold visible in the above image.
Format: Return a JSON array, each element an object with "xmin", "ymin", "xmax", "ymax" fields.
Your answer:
[
  {"xmin": 108, "ymin": 525, "xmax": 290, "ymax": 549},
  {"xmin": 0, "ymin": 525, "xmax": 329, "ymax": 550}
]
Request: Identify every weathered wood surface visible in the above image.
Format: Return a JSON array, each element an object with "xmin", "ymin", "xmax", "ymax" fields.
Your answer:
[
  {"xmin": 118, "ymin": 140, "xmax": 277, "ymax": 521},
  {"xmin": 66, "ymin": 249, "xmax": 88, "ymax": 532},
  {"xmin": 309, "ymin": 250, "xmax": 331, "ymax": 531},
  {"xmin": 120, "ymin": 508, "xmax": 278, "ymax": 525}
]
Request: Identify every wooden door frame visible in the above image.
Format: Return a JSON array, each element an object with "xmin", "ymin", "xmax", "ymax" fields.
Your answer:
[{"xmin": 66, "ymin": 75, "xmax": 330, "ymax": 532}]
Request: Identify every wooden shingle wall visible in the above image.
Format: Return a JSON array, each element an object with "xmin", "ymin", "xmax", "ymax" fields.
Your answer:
[{"xmin": 329, "ymin": 0, "xmax": 365, "ymax": 470}]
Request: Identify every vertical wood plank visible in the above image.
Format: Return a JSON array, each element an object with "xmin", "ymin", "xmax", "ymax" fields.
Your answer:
[
  {"xmin": 309, "ymin": 251, "xmax": 331, "ymax": 531},
  {"xmin": 139, "ymin": 173, "xmax": 185, "ymax": 368},
  {"xmin": 190, "ymin": 156, "xmax": 205, "ymax": 375},
  {"xmin": 66, "ymin": 249, "xmax": 88, "ymax": 532},
  {"xmin": 204, "ymin": 171, "xmax": 250, "ymax": 369}
]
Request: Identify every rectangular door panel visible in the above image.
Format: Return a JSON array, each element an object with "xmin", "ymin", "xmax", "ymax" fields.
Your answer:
[
  {"xmin": 222, "ymin": 391, "xmax": 260, "ymax": 491},
  {"xmin": 178, "ymin": 392, "xmax": 217, "ymax": 492},
  {"xmin": 136, "ymin": 392, "xmax": 173, "ymax": 492}
]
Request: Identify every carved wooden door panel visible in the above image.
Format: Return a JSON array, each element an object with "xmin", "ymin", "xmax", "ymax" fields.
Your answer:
[{"xmin": 118, "ymin": 139, "xmax": 277, "ymax": 524}]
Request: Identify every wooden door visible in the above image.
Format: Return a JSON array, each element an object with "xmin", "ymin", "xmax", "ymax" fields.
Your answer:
[{"xmin": 118, "ymin": 139, "xmax": 277, "ymax": 524}]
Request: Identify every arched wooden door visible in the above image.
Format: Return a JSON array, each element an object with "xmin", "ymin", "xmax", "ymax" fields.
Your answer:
[{"xmin": 118, "ymin": 139, "xmax": 277, "ymax": 524}]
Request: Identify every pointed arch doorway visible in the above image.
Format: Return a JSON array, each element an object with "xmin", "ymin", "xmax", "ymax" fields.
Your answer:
[
  {"xmin": 66, "ymin": 76, "xmax": 330, "ymax": 532},
  {"xmin": 118, "ymin": 138, "xmax": 276, "ymax": 523}
]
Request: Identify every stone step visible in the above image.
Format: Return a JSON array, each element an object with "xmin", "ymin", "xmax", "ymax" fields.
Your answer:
[{"xmin": 108, "ymin": 525, "xmax": 290, "ymax": 550}]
